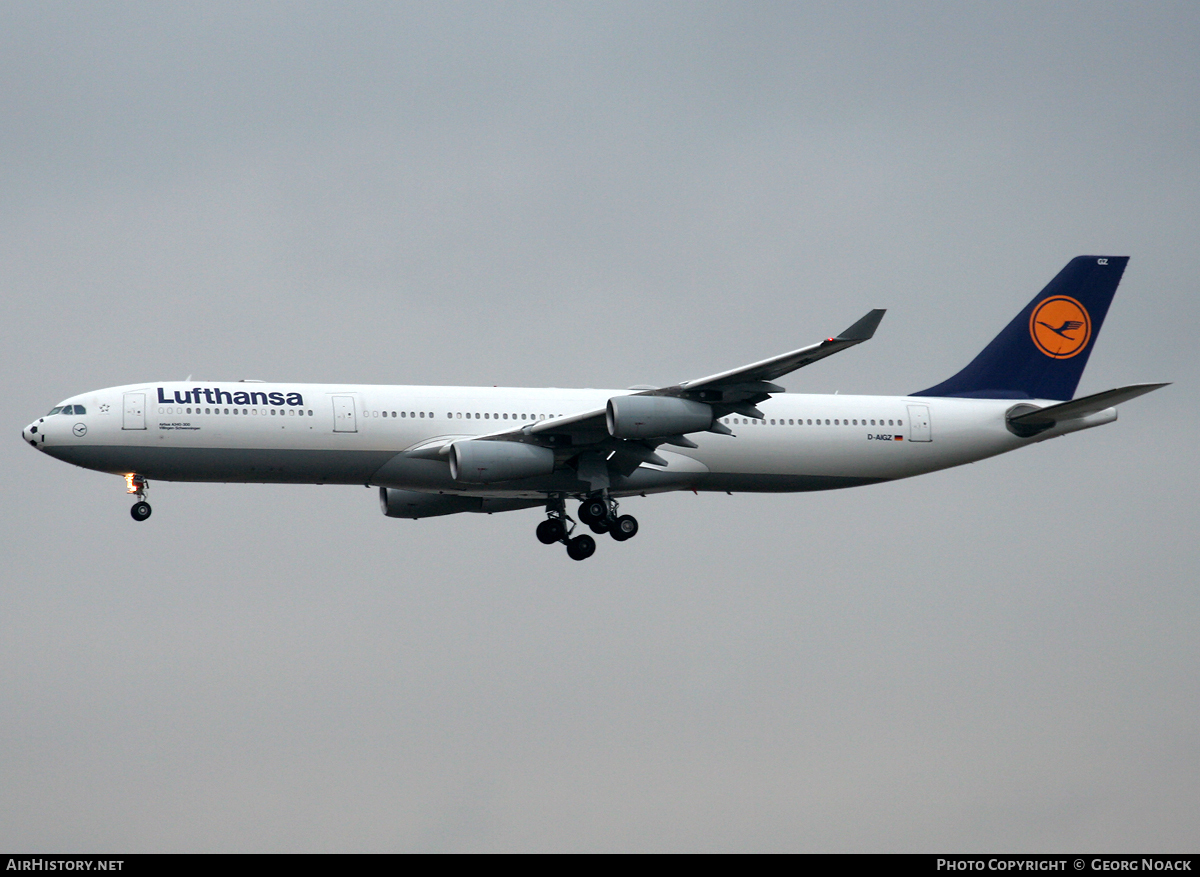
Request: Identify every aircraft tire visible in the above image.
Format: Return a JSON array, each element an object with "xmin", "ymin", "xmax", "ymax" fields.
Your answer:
[
  {"xmin": 536, "ymin": 519, "xmax": 566, "ymax": 544},
  {"xmin": 588, "ymin": 518, "xmax": 610, "ymax": 534},
  {"xmin": 579, "ymin": 499, "xmax": 607, "ymax": 524},
  {"xmin": 610, "ymin": 514, "xmax": 638, "ymax": 541},
  {"xmin": 566, "ymin": 534, "xmax": 595, "ymax": 561},
  {"xmin": 130, "ymin": 501, "xmax": 152, "ymax": 522}
]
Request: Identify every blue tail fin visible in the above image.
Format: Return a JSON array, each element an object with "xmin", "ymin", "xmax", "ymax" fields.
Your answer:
[{"xmin": 912, "ymin": 256, "xmax": 1128, "ymax": 400}]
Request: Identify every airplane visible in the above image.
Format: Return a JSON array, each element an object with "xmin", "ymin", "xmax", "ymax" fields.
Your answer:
[{"xmin": 22, "ymin": 256, "xmax": 1167, "ymax": 560}]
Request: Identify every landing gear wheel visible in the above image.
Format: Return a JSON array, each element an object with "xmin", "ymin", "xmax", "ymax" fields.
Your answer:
[
  {"xmin": 130, "ymin": 501, "xmax": 152, "ymax": 522},
  {"xmin": 588, "ymin": 518, "xmax": 610, "ymax": 534},
  {"xmin": 610, "ymin": 514, "xmax": 638, "ymax": 541},
  {"xmin": 579, "ymin": 498, "xmax": 607, "ymax": 524},
  {"xmin": 566, "ymin": 534, "xmax": 596, "ymax": 561},
  {"xmin": 536, "ymin": 518, "xmax": 567, "ymax": 544}
]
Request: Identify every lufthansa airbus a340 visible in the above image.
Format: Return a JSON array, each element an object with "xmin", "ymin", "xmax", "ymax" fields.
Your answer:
[{"xmin": 23, "ymin": 257, "xmax": 1166, "ymax": 560}]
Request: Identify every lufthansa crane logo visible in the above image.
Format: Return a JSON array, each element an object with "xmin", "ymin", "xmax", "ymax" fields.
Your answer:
[{"xmin": 1030, "ymin": 295, "xmax": 1092, "ymax": 359}]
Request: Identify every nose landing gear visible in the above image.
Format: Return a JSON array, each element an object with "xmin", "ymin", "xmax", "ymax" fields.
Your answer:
[{"xmin": 126, "ymin": 474, "xmax": 152, "ymax": 522}]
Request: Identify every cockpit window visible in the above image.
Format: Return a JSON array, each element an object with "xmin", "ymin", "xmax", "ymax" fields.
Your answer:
[
  {"xmin": 47, "ymin": 406, "xmax": 63, "ymax": 415},
  {"xmin": 72, "ymin": 405, "xmax": 85, "ymax": 414}
]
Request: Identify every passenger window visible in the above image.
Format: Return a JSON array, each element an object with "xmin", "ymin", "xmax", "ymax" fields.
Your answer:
[{"xmin": 897, "ymin": 419, "xmax": 903, "ymax": 426}]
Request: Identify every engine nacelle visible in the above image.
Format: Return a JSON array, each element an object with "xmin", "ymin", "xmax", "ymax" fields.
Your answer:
[
  {"xmin": 379, "ymin": 488, "xmax": 481, "ymax": 518},
  {"xmin": 606, "ymin": 395, "xmax": 713, "ymax": 439},
  {"xmin": 449, "ymin": 440, "xmax": 556, "ymax": 483}
]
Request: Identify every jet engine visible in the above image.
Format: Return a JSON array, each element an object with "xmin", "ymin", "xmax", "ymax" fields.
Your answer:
[
  {"xmin": 449, "ymin": 440, "xmax": 556, "ymax": 483},
  {"xmin": 606, "ymin": 395, "xmax": 713, "ymax": 439},
  {"xmin": 379, "ymin": 488, "xmax": 482, "ymax": 518}
]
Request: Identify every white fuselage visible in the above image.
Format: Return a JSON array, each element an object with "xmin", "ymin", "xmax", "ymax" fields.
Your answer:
[{"xmin": 24, "ymin": 381, "xmax": 1116, "ymax": 499}]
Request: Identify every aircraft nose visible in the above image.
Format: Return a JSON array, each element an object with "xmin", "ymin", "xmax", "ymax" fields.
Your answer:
[{"xmin": 23, "ymin": 421, "xmax": 41, "ymax": 448}]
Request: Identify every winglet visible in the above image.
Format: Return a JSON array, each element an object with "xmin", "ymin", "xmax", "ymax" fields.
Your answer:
[{"xmin": 836, "ymin": 309, "xmax": 886, "ymax": 342}]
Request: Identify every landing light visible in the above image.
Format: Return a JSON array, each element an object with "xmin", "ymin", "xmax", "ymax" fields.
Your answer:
[{"xmin": 125, "ymin": 474, "xmax": 137, "ymax": 494}]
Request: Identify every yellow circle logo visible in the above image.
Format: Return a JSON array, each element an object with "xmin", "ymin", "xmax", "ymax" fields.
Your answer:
[{"xmin": 1030, "ymin": 295, "xmax": 1091, "ymax": 359}]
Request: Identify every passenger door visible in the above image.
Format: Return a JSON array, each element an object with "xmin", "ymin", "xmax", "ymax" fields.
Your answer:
[
  {"xmin": 122, "ymin": 393, "xmax": 146, "ymax": 430},
  {"xmin": 333, "ymin": 396, "xmax": 357, "ymax": 433},
  {"xmin": 907, "ymin": 404, "xmax": 931, "ymax": 442}
]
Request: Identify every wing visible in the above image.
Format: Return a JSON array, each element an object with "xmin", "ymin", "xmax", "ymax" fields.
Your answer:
[{"xmin": 423, "ymin": 308, "xmax": 885, "ymax": 487}]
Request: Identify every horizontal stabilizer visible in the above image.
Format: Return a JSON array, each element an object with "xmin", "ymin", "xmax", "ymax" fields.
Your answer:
[{"xmin": 1009, "ymin": 383, "xmax": 1169, "ymax": 425}]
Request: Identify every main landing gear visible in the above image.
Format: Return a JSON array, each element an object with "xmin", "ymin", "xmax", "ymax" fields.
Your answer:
[
  {"xmin": 535, "ymin": 494, "xmax": 638, "ymax": 561},
  {"xmin": 578, "ymin": 495, "xmax": 639, "ymax": 542},
  {"xmin": 126, "ymin": 473, "xmax": 152, "ymax": 522}
]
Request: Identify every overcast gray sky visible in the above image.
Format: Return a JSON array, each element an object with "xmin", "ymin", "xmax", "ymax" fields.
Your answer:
[{"xmin": 1, "ymin": 1, "xmax": 1197, "ymax": 852}]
